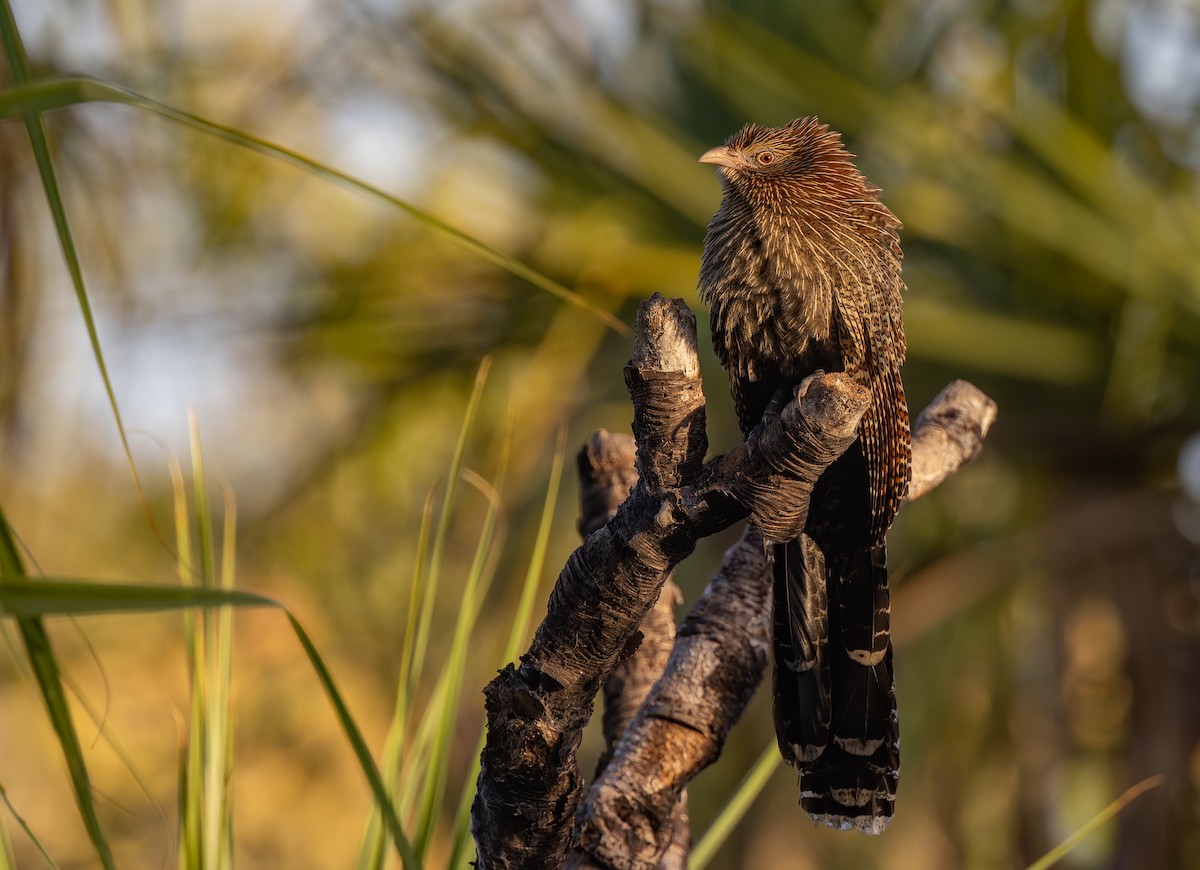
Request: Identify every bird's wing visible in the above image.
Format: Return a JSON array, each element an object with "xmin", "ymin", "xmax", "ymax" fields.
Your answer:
[{"xmin": 830, "ymin": 208, "xmax": 909, "ymax": 546}]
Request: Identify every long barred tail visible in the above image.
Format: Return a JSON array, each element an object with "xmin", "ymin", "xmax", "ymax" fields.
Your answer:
[
  {"xmin": 772, "ymin": 454, "xmax": 899, "ymax": 833},
  {"xmin": 772, "ymin": 536, "xmax": 831, "ymax": 767}
]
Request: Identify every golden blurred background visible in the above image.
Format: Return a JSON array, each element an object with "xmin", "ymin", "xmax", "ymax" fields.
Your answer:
[{"xmin": 2, "ymin": 0, "xmax": 1200, "ymax": 867}]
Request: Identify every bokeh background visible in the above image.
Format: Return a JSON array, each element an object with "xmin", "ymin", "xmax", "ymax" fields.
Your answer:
[{"xmin": 2, "ymin": 0, "xmax": 1200, "ymax": 867}]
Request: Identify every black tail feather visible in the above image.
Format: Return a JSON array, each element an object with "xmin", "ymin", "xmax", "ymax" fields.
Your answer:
[
  {"xmin": 771, "ymin": 536, "xmax": 830, "ymax": 764},
  {"xmin": 773, "ymin": 531, "xmax": 898, "ymax": 834}
]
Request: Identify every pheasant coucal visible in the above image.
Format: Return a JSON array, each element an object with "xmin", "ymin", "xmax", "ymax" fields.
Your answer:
[{"xmin": 698, "ymin": 117, "xmax": 910, "ymax": 833}]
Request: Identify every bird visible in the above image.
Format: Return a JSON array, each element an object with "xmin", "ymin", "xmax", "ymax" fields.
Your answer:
[{"xmin": 697, "ymin": 117, "xmax": 910, "ymax": 834}]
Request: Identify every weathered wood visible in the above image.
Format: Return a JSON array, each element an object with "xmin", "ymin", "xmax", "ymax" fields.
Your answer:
[
  {"xmin": 577, "ymin": 429, "xmax": 689, "ymax": 868},
  {"xmin": 567, "ymin": 377, "xmax": 997, "ymax": 869},
  {"xmin": 471, "ymin": 294, "xmax": 869, "ymax": 869},
  {"xmin": 568, "ymin": 526, "xmax": 769, "ymax": 870},
  {"xmin": 908, "ymin": 379, "xmax": 998, "ymax": 502},
  {"xmin": 576, "ymin": 428, "xmax": 682, "ymax": 771},
  {"xmin": 576, "ymin": 431, "xmax": 638, "ymax": 540}
]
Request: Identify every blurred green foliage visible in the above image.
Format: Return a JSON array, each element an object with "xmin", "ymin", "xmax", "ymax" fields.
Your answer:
[{"xmin": 1, "ymin": 0, "xmax": 1199, "ymax": 867}]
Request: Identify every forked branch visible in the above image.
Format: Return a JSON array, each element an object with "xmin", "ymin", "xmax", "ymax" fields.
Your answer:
[{"xmin": 471, "ymin": 294, "xmax": 997, "ymax": 869}]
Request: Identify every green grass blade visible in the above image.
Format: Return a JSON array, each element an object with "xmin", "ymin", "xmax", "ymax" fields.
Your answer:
[
  {"xmin": 172, "ymin": 451, "xmax": 203, "ymax": 870},
  {"xmin": 395, "ymin": 488, "xmax": 437, "ymax": 737},
  {"xmin": 190, "ymin": 412, "xmax": 216, "ymax": 592},
  {"xmin": 0, "ymin": 75, "xmax": 628, "ymax": 336},
  {"xmin": 0, "ymin": 579, "xmax": 276, "ymax": 617},
  {"xmin": 355, "ymin": 487, "xmax": 438, "ymax": 870},
  {"xmin": 402, "ymin": 367, "xmax": 511, "ymax": 860},
  {"xmin": 0, "ymin": 514, "xmax": 116, "ymax": 870},
  {"xmin": 2, "ymin": 653, "xmax": 90, "ymax": 861},
  {"xmin": 395, "ymin": 680, "xmax": 448, "ymax": 821},
  {"xmin": 408, "ymin": 357, "xmax": 492, "ymax": 701},
  {"xmin": 0, "ymin": 794, "xmax": 13, "ymax": 870},
  {"xmin": 0, "ymin": 783, "xmax": 61, "ymax": 869},
  {"xmin": 412, "ymin": 458, "xmax": 509, "ymax": 860},
  {"xmin": 0, "ymin": 5, "xmax": 158, "ymax": 535},
  {"xmin": 363, "ymin": 357, "xmax": 494, "ymax": 864},
  {"xmin": 691, "ymin": 741, "xmax": 781, "ymax": 870},
  {"xmin": 0, "ymin": 572, "xmax": 418, "ymax": 866},
  {"xmin": 501, "ymin": 422, "xmax": 566, "ymax": 666},
  {"xmin": 1025, "ymin": 775, "xmax": 1165, "ymax": 870},
  {"xmin": 283, "ymin": 612, "xmax": 419, "ymax": 869},
  {"xmin": 0, "ymin": 0, "xmax": 25, "ymax": 80},
  {"xmin": 57, "ymin": 670, "xmax": 173, "ymax": 866},
  {"xmin": 182, "ymin": 413, "xmax": 235, "ymax": 870},
  {"xmin": 211, "ymin": 485, "xmax": 236, "ymax": 870},
  {"xmin": 170, "ymin": 453, "xmax": 197, "ymax": 590}
]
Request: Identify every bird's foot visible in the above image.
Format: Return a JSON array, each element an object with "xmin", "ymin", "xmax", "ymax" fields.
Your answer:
[
  {"xmin": 747, "ymin": 381, "xmax": 802, "ymax": 458},
  {"xmin": 764, "ymin": 381, "xmax": 797, "ymax": 419}
]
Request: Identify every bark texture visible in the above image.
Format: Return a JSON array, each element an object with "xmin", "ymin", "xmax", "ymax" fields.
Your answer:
[
  {"xmin": 577, "ymin": 429, "xmax": 690, "ymax": 867},
  {"xmin": 566, "ymin": 381, "xmax": 997, "ymax": 869},
  {"xmin": 907, "ymin": 379, "xmax": 998, "ymax": 502},
  {"xmin": 471, "ymin": 293, "xmax": 996, "ymax": 869},
  {"xmin": 471, "ymin": 294, "xmax": 870, "ymax": 869}
]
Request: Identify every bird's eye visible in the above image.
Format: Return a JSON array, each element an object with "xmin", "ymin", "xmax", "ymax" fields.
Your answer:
[{"xmin": 757, "ymin": 151, "xmax": 774, "ymax": 165}]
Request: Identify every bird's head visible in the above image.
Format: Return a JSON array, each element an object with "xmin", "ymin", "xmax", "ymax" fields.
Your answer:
[{"xmin": 699, "ymin": 117, "xmax": 858, "ymax": 209}]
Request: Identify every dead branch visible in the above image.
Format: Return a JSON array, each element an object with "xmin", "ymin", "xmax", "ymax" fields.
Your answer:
[
  {"xmin": 566, "ymin": 382, "xmax": 997, "ymax": 869},
  {"xmin": 471, "ymin": 294, "xmax": 870, "ymax": 868},
  {"xmin": 577, "ymin": 429, "xmax": 690, "ymax": 868},
  {"xmin": 908, "ymin": 379, "xmax": 998, "ymax": 502}
]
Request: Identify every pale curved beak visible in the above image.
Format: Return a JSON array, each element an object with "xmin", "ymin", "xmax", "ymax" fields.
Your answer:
[{"xmin": 698, "ymin": 145, "xmax": 738, "ymax": 169}]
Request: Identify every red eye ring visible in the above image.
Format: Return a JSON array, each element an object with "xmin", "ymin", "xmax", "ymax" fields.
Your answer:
[{"xmin": 757, "ymin": 151, "xmax": 774, "ymax": 165}]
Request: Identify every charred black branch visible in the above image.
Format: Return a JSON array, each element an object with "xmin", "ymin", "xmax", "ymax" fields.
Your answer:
[
  {"xmin": 567, "ymin": 381, "xmax": 997, "ymax": 869},
  {"xmin": 471, "ymin": 294, "xmax": 869, "ymax": 869}
]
